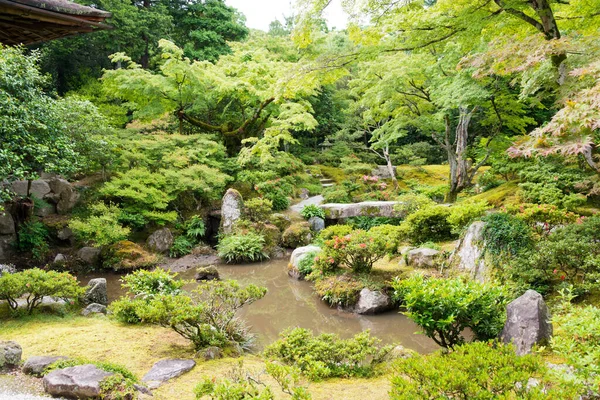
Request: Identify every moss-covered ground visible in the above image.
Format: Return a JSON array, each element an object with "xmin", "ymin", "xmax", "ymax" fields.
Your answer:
[{"xmin": 0, "ymin": 313, "xmax": 391, "ymax": 400}]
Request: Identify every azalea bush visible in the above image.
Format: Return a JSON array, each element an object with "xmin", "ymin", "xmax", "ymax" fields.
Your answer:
[{"xmin": 392, "ymin": 274, "xmax": 508, "ymax": 349}]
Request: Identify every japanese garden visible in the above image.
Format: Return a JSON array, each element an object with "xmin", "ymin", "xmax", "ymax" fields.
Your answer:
[{"xmin": 0, "ymin": 0, "xmax": 600, "ymax": 398}]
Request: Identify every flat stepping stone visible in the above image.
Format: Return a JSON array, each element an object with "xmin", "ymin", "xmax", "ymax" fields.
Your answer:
[
  {"xmin": 43, "ymin": 364, "xmax": 114, "ymax": 398},
  {"xmin": 290, "ymin": 195, "xmax": 324, "ymax": 213},
  {"xmin": 321, "ymin": 183, "xmax": 334, "ymax": 188},
  {"xmin": 319, "ymin": 201, "xmax": 404, "ymax": 219},
  {"xmin": 23, "ymin": 356, "xmax": 68, "ymax": 376},
  {"xmin": 142, "ymin": 359, "xmax": 195, "ymax": 389}
]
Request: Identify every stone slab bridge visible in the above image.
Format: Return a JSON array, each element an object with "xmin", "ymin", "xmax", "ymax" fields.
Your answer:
[{"xmin": 319, "ymin": 201, "xmax": 404, "ymax": 220}]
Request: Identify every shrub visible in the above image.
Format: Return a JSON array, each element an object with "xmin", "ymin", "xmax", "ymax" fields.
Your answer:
[
  {"xmin": 368, "ymin": 224, "xmax": 406, "ymax": 254},
  {"xmin": 15, "ymin": 220, "xmax": 49, "ymax": 260},
  {"xmin": 244, "ymin": 197, "xmax": 273, "ymax": 222},
  {"xmin": 503, "ymin": 203, "xmax": 579, "ymax": 227},
  {"xmin": 121, "ymin": 269, "xmax": 185, "ymax": 298},
  {"xmin": 477, "ymin": 170, "xmax": 504, "ymax": 191},
  {"xmin": 101, "ymin": 240, "xmax": 159, "ymax": 271},
  {"xmin": 297, "ymin": 251, "xmax": 319, "ymax": 276},
  {"xmin": 270, "ymin": 213, "xmax": 291, "ymax": 231},
  {"xmin": 300, "ymin": 204, "xmax": 325, "ymax": 220},
  {"xmin": 390, "ymin": 341, "xmax": 583, "ymax": 399},
  {"xmin": 482, "ymin": 213, "xmax": 534, "ymax": 257},
  {"xmin": 169, "ymin": 236, "xmax": 195, "ymax": 258},
  {"xmin": 322, "ymin": 187, "xmax": 352, "ymax": 203},
  {"xmin": 316, "ymin": 229, "xmax": 389, "ymax": 273},
  {"xmin": 70, "ymin": 202, "xmax": 130, "ymax": 247},
  {"xmin": 346, "ymin": 216, "xmax": 402, "ymax": 230},
  {"xmin": 393, "ymin": 193, "xmax": 435, "ymax": 216},
  {"xmin": 401, "ymin": 206, "xmax": 454, "ymax": 244},
  {"xmin": 447, "ymin": 200, "xmax": 491, "ymax": 234},
  {"xmin": 318, "ymin": 224, "xmax": 353, "ymax": 241},
  {"xmin": 217, "ymin": 232, "xmax": 269, "ymax": 263},
  {"xmin": 0, "ymin": 268, "xmax": 83, "ymax": 313},
  {"xmin": 282, "ymin": 222, "xmax": 312, "ymax": 248},
  {"xmin": 264, "ymin": 328, "xmax": 391, "ymax": 381},
  {"xmin": 313, "ymin": 274, "xmax": 363, "ymax": 307},
  {"xmin": 134, "ymin": 280, "xmax": 267, "ymax": 350},
  {"xmin": 184, "ymin": 215, "xmax": 206, "ymax": 240},
  {"xmin": 392, "ymin": 274, "xmax": 508, "ymax": 349},
  {"xmin": 255, "ymin": 179, "xmax": 293, "ymax": 211}
]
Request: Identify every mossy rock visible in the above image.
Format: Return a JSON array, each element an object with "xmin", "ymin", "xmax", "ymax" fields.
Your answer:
[
  {"xmin": 101, "ymin": 240, "xmax": 159, "ymax": 272},
  {"xmin": 259, "ymin": 223, "xmax": 282, "ymax": 251},
  {"xmin": 269, "ymin": 213, "xmax": 291, "ymax": 232},
  {"xmin": 282, "ymin": 222, "xmax": 312, "ymax": 248}
]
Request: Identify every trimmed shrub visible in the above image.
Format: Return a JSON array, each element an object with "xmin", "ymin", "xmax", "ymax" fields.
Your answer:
[
  {"xmin": 401, "ymin": 206, "xmax": 453, "ymax": 244},
  {"xmin": 245, "ymin": 197, "xmax": 273, "ymax": 222},
  {"xmin": 316, "ymin": 229, "xmax": 388, "ymax": 274},
  {"xmin": 393, "ymin": 193, "xmax": 435, "ymax": 216},
  {"xmin": 365, "ymin": 224, "xmax": 406, "ymax": 254},
  {"xmin": 265, "ymin": 328, "xmax": 391, "ymax": 381},
  {"xmin": 390, "ymin": 342, "xmax": 583, "ymax": 399},
  {"xmin": 392, "ymin": 274, "xmax": 507, "ymax": 349},
  {"xmin": 217, "ymin": 232, "xmax": 269, "ymax": 263},
  {"xmin": 70, "ymin": 202, "xmax": 130, "ymax": 247},
  {"xmin": 318, "ymin": 224, "xmax": 353, "ymax": 241},
  {"xmin": 0, "ymin": 268, "xmax": 83, "ymax": 313},
  {"xmin": 447, "ymin": 200, "xmax": 491, "ymax": 234},
  {"xmin": 282, "ymin": 222, "xmax": 312, "ymax": 248}
]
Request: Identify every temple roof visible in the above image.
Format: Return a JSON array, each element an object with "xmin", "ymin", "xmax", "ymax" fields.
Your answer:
[{"xmin": 0, "ymin": 0, "xmax": 112, "ymax": 46}]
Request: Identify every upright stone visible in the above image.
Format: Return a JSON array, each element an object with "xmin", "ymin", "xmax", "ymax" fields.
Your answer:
[
  {"xmin": 500, "ymin": 290, "xmax": 552, "ymax": 355},
  {"xmin": 407, "ymin": 248, "xmax": 440, "ymax": 268},
  {"xmin": 146, "ymin": 228, "xmax": 174, "ymax": 254},
  {"xmin": 83, "ymin": 278, "xmax": 108, "ymax": 306},
  {"xmin": 49, "ymin": 178, "xmax": 80, "ymax": 214},
  {"xmin": 0, "ymin": 341, "xmax": 22, "ymax": 369},
  {"xmin": 221, "ymin": 189, "xmax": 243, "ymax": 234},
  {"xmin": 451, "ymin": 221, "xmax": 488, "ymax": 282},
  {"xmin": 0, "ymin": 212, "xmax": 15, "ymax": 235}
]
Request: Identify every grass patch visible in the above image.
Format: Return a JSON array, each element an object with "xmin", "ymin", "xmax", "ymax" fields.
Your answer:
[{"xmin": 469, "ymin": 181, "xmax": 519, "ymax": 207}]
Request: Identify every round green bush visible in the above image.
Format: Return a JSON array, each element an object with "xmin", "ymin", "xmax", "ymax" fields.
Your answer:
[{"xmin": 402, "ymin": 206, "xmax": 454, "ymax": 244}]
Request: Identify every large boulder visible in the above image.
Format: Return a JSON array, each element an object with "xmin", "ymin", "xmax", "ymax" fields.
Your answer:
[
  {"xmin": 49, "ymin": 178, "xmax": 80, "ymax": 214},
  {"xmin": 221, "ymin": 188, "xmax": 244, "ymax": 234},
  {"xmin": 406, "ymin": 248, "xmax": 440, "ymax": 268},
  {"xmin": 450, "ymin": 221, "xmax": 488, "ymax": 282},
  {"xmin": 142, "ymin": 359, "xmax": 195, "ymax": 389},
  {"xmin": 146, "ymin": 228, "xmax": 174, "ymax": 254},
  {"xmin": 288, "ymin": 245, "xmax": 321, "ymax": 280},
  {"xmin": 0, "ymin": 212, "xmax": 15, "ymax": 235},
  {"xmin": 83, "ymin": 278, "xmax": 108, "ymax": 306},
  {"xmin": 319, "ymin": 201, "xmax": 404, "ymax": 219},
  {"xmin": 81, "ymin": 303, "xmax": 108, "ymax": 316},
  {"xmin": 500, "ymin": 290, "xmax": 552, "ymax": 355},
  {"xmin": 0, "ymin": 341, "xmax": 22, "ymax": 369},
  {"xmin": 0, "ymin": 235, "xmax": 16, "ymax": 262},
  {"xmin": 22, "ymin": 356, "xmax": 68, "ymax": 376},
  {"xmin": 57, "ymin": 227, "xmax": 74, "ymax": 241},
  {"xmin": 282, "ymin": 222, "xmax": 312, "ymax": 248},
  {"xmin": 43, "ymin": 364, "xmax": 114, "ymax": 398},
  {"xmin": 308, "ymin": 216, "xmax": 325, "ymax": 232},
  {"xmin": 353, "ymin": 289, "xmax": 392, "ymax": 314},
  {"xmin": 12, "ymin": 179, "xmax": 51, "ymax": 199},
  {"xmin": 77, "ymin": 247, "xmax": 101, "ymax": 266}
]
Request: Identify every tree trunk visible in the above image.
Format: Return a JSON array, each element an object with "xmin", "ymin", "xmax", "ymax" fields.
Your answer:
[{"xmin": 383, "ymin": 145, "xmax": 398, "ymax": 189}]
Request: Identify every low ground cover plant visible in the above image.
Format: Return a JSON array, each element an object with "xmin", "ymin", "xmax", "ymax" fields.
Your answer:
[
  {"xmin": 217, "ymin": 232, "xmax": 269, "ymax": 263},
  {"xmin": 300, "ymin": 204, "xmax": 325, "ymax": 220},
  {"xmin": 264, "ymin": 328, "xmax": 391, "ymax": 381}
]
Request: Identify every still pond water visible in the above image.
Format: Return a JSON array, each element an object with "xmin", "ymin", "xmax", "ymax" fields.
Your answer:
[{"xmin": 81, "ymin": 258, "xmax": 438, "ymax": 354}]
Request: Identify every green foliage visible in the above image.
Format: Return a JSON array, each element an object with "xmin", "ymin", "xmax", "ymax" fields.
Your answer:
[
  {"xmin": 316, "ymin": 229, "xmax": 389, "ymax": 274},
  {"xmin": 281, "ymin": 222, "xmax": 312, "ymax": 248},
  {"xmin": 297, "ymin": 251, "xmax": 319, "ymax": 276},
  {"xmin": 392, "ymin": 275, "xmax": 507, "ymax": 349},
  {"xmin": 15, "ymin": 220, "xmax": 49, "ymax": 261},
  {"xmin": 170, "ymin": 236, "xmax": 195, "ymax": 258},
  {"xmin": 503, "ymin": 203, "xmax": 579, "ymax": 227},
  {"xmin": 401, "ymin": 206, "xmax": 454, "ymax": 244},
  {"xmin": 477, "ymin": 170, "xmax": 504, "ymax": 191},
  {"xmin": 367, "ymin": 224, "xmax": 406, "ymax": 254},
  {"xmin": 390, "ymin": 342, "xmax": 583, "ymax": 399},
  {"xmin": 0, "ymin": 268, "xmax": 83, "ymax": 314},
  {"xmin": 121, "ymin": 268, "xmax": 185, "ymax": 298},
  {"xmin": 255, "ymin": 179, "xmax": 293, "ymax": 211},
  {"xmin": 101, "ymin": 240, "xmax": 159, "ymax": 272},
  {"xmin": 482, "ymin": 213, "xmax": 534, "ymax": 257},
  {"xmin": 184, "ymin": 215, "xmax": 206, "ymax": 240},
  {"xmin": 264, "ymin": 328, "xmax": 391, "ymax": 381},
  {"xmin": 244, "ymin": 198, "xmax": 273, "ymax": 222},
  {"xmin": 346, "ymin": 216, "xmax": 402, "ymax": 230},
  {"xmin": 393, "ymin": 193, "xmax": 436, "ymax": 216},
  {"xmin": 217, "ymin": 232, "xmax": 269, "ymax": 263},
  {"xmin": 300, "ymin": 204, "xmax": 325, "ymax": 220},
  {"xmin": 70, "ymin": 202, "xmax": 131, "ymax": 247},
  {"xmin": 318, "ymin": 224, "xmax": 353, "ymax": 241},
  {"xmin": 447, "ymin": 200, "xmax": 491, "ymax": 234},
  {"xmin": 132, "ymin": 280, "xmax": 266, "ymax": 350},
  {"xmin": 322, "ymin": 187, "xmax": 352, "ymax": 203},
  {"xmin": 313, "ymin": 274, "xmax": 363, "ymax": 307}
]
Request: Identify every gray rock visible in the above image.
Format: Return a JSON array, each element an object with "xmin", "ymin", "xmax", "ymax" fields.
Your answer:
[
  {"xmin": 77, "ymin": 247, "xmax": 101, "ymax": 266},
  {"xmin": 407, "ymin": 248, "xmax": 440, "ymax": 268},
  {"xmin": 146, "ymin": 228, "xmax": 174, "ymax": 254},
  {"xmin": 290, "ymin": 195, "xmax": 324, "ymax": 213},
  {"xmin": 83, "ymin": 278, "xmax": 108, "ymax": 306},
  {"xmin": 81, "ymin": 303, "xmax": 107, "ymax": 316},
  {"xmin": 12, "ymin": 180, "xmax": 51, "ymax": 199},
  {"xmin": 289, "ymin": 245, "xmax": 321, "ymax": 270},
  {"xmin": 319, "ymin": 201, "xmax": 404, "ymax": 219},
  {"xmin": 0, "ymin": 212, "xmax": 15, "ymax": 235},
  {"xmin": 162, "ymin": 254, "xmax": 222, "ymax": 273},
  {"xmin": 195, "ymin": 265, "xmax": 219, "ymax": 281},
  {"xmin": 0, "ymin": 341, "xmax": 22, "ymax": 369},
  {"xmin": 56, "ymin": 227, "xmax": 74, "ymax": 241},
  {"xmin": 451, "ymin": 221, "xmax": 488, "ymax": 282},
  {"xmin": 22, "ymin": 356, "xmax": 68, "ymax": 376},
  {"xmin": 0, "ymin": 263, "xmax": 16, "ymax": 277},
  {"xmin": 354, "ymin": 289, "xmax": 392, "ymax": 314},
  {"xmin": 34, "ymin": 202, "xmax": 56, "ymax": 217},
  {"xmin": 49, "ymin": 178, "xmax": 80, "ymax": 215},
  {"xmin": 54, "ymin": 254, "xmax": 67, "ymax": 264},
  {"xmin": 308, "ymin": 216, "xmax": 325, "ymax": 232},
  {"xmin": 142, "ymin": 359, "xmax": 195, "ymax": 388},
  {"xmin": 43, "ymin": 364, "xmax": 114, "ymax": 398},
  {"xmin": 386, "ymin": 345, "xmax": 415, "ymax": 360},
  {"xmin": 0, "ymin": 235, "xmax": 16, "ymax": 262},
  {"xmin": 202, "ymin": 346, "xmax": 222, "ymax": 361},
  {"xmin": 299, "ymin": 188, "xmax": 310, "ymax": 200},
  {"xmin": 221, "ymin": 188, "xmax": 244, "ymax": 234},
  {"xmin": 500, "ymin": 290, "xmax": 552, "ymax": 355},
  {"xmin": 371, "ymin": 165, "xmax": 395, "ymax": 179}
]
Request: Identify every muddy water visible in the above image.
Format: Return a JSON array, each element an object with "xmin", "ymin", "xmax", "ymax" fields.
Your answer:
[{"xmin": 81, "ymin": 259, "xmax": 438, "ymax": 354}]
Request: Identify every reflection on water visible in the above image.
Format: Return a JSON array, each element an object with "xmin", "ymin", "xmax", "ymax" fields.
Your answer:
[{"xmin": 80, "ymin": 259, "xmax": 438, "ymax": 354}]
